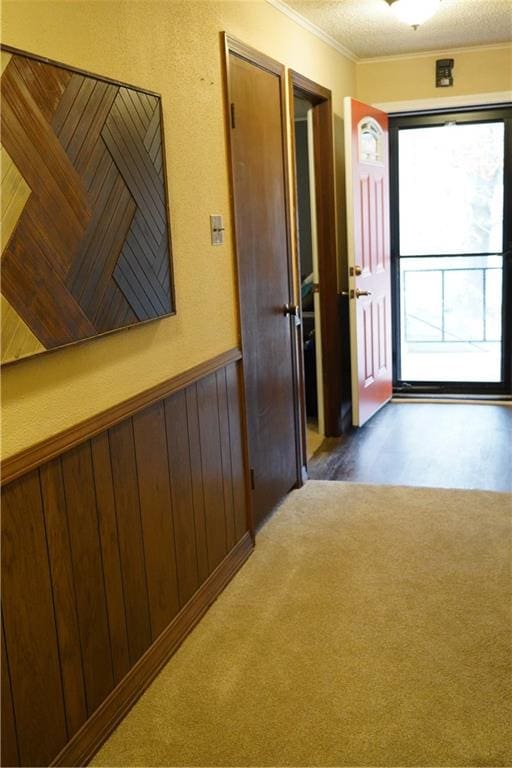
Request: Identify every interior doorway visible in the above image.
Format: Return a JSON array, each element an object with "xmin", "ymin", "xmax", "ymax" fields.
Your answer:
[
  {"xmin": 293, "ymin": 95, "xmax": 323, "ymax": 455},
  {"xmin": 289, "ymin": 71, "xmax": 342, "ymax": 461},
  {"xmin": 390, "ymin": 107, "xmax": 512, "ymax": 395}
]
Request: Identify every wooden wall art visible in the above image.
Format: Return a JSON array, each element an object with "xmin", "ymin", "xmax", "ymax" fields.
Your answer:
[{"xmin": 0, "ymin": 46, "xmax": 174, "ymax": 365}]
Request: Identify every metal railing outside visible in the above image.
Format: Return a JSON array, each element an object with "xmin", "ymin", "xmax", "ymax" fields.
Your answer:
[{"xmin": 403, "ymin": 265, "xmax": 502, "ymax": 345}]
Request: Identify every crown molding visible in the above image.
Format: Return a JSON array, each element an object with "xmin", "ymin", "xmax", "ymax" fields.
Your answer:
[
  {"xmin": 264, "ymin": 2, "xmax": 512, "ymax": 65},
  {"xmin": 264, "ymin": 0, "xmax": 358, "ymax": 62},
  {"xmin": 375, "ymin": 91, "xmax": 512, "ymax": 113},
  {"xmin": 359, "ymin": 41, "xmax": 512, "ymax": 64}
]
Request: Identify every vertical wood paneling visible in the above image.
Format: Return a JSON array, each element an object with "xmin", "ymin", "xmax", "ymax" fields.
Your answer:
[
  {"xmin": 226, "ymin": 363, "xmax": 248, "ymax": 542},
  {"xmin": 1, "ymin": 619, "xmax": 19, "ymax": 768},
  {"xmin": 132, "ymin": 403, "xmax": 180, "ymax": 639},
  {"xmin": 197, "ymin": 374, "xmax": 228, "ymax": 572},
  {"xmin": 39, "ymin": 459, "xmax": 87, "ymax": 737},
  {"xmin": 1, "ymin": 471, "xmax": 67, "ymax": 766},
  {"xmin": 216, "ymin": 368, "xmax": 236, "ymax": 551},
  {"xmin": 1, "ymin": 356, "xmax": 249, "ymax": 768},
  {"xmin": 164, "ymin": 390, "xmax": 200, "ymax": 606},
  {"xmin": 108, "ymin": 419, "xmax": 152, "ymax": 664},
  {"xmin": 185, "ymin": 384, "xmax": 210, "ymax": 583},
  {"xmin": 61, "ymin": 444, "xmax": 114, "ymax": 715},
  {"xmin": 90, "ymin": 433, "xmax": 130, "ymax": 684}
]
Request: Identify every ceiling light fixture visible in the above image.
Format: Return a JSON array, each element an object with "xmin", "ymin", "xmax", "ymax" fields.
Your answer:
[{"xmin": 385, "ymin": 0, "xmax": 441, "ymax": 30}]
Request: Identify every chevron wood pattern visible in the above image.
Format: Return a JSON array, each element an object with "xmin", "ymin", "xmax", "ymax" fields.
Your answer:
[
  {"xmin": 0, "ymin": 144, "xmax": 31, "ymax": 252},
  {"xmin": 0, "ymin": 296, "xmax": 45, "ymax": 363},
  {"xmin": 1, "ymin": 51, "xmax": 12, "ymax": 75},
  {"xmin": 0, "ymin": 47, "xmax": 174, "ymax": 365}
]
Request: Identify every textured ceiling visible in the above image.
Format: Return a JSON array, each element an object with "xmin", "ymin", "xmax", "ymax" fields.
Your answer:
[{"xmin": 279, "ymin": 0, "xmax": 512, "ymax": 58}]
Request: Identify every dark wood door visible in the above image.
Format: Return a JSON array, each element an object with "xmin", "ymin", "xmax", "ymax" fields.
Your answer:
[{"xmin": 226, "ymin": 38, "xmax": 300, "ymax": 527}]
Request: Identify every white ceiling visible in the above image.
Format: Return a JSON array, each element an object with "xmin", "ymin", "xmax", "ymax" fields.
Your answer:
[{"xmin": 276, "ymin": 0, "xmax": 512, "ymax": 58}]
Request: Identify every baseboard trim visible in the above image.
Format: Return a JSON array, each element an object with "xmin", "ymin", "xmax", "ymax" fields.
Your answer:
[
  {"xmin": 2, "ymin": 348, "xmax": 242, "ymax": 486},
  {"xmin": 50, "ymin": 531, "xmax": 253, "ymax": 768}
]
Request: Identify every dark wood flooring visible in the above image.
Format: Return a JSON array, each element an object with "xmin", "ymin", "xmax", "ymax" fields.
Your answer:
[{"xmin": 308, "ymin": 402, "xmax": 512, "ymax": 492}]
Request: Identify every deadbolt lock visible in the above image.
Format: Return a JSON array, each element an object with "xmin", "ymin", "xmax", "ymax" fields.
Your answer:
[{"xmin": 350, "ymin": 265, "xmax": 363, "ymax": 277}]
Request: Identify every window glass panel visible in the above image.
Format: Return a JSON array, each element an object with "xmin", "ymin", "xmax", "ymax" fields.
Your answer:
[
  {"xmin": 359, "ymin": 118, "xmax": 383, "ymax": 163},
  {"xmin": 485, "ymin": 268, "xmax": 502, "ymax": 341},
  {"xmin": 403, "ymin": 270, "xmax": 442, "ymax": 341},
  {"xmin": 361, "ymin": 129, "xmax": 378, "ymax": 159},
  {"xmin": 399, "ymin": 122, "xmax": 504, "ymax": 256},
  {"xmin": 444, "ymin": 269, "xmax": 483, "ymax": 340}
]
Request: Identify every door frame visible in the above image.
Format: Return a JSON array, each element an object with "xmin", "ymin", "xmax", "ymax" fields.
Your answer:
[
  {"xmin": 221, "ymin": 34, "xmax": 304, "ymax": 509},
  {"xmin": 288, "ymin": 70, "xmax": 342, "ymax": 441},
  {"xmin": 389, "ymin": 105, "xmax": 512, "ymax": 396}
]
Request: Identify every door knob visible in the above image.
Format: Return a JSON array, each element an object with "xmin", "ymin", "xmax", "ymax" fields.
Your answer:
[
  {"xmin": 283, "ymin": 303, "xmax": 299, "ymax": 316},
  {"xmin": 355, "ymin": 289, "xmax": 372, "ymax": 298}
]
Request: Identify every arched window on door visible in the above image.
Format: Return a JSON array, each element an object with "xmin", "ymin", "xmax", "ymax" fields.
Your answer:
[{"xmin": 359, "ymin": 118, "xmax": 384, "ymax": 164}]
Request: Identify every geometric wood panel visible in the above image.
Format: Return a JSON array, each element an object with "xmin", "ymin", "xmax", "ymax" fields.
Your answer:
[
  {"xmin": 1, "ymin": 144, "xmax": 30, "ymax": 253},
  {"xmin": 0, "ymin": 46, "xmax": 174, "ymax": 365},
  {"xmin": 1, "ymin": 357, "xmax": 249, "ymax": 767},
  {"xmin": 0, "ymin": 295, "xmax": 45, "ymax": 362}
]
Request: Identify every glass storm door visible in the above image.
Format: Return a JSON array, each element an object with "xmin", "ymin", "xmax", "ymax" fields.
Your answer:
[{"xmin": 390, "ymin": 108, "xmax": 512, "ymax": 394}]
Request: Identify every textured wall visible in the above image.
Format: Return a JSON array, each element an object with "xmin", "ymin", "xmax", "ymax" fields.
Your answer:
[
  {"xmin": 356, "ymin": 44, "xmax": 512, "ymax": 104},
  {"xmin": 1, "ymin": 0, "xmax": 356, "ymax": 458}
]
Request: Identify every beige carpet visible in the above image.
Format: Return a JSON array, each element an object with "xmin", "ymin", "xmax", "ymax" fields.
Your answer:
[{"xmin": 93, "ymin": 481, "xmax": 512, "ymax": 767}]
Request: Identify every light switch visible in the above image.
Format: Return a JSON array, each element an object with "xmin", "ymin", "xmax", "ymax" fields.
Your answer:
[{"xmin": 210, "ymin": 214, "xmax": 224, "ymax": 246}]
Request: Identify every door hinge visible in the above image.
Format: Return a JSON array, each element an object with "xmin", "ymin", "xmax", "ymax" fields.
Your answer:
[
  {"xmin": 230, "ymin": 102, "xmax": 236, "ymax": 129},
  {"xmin": 250, "ymin": 468, "xmax": 255, "ymax": 490}
]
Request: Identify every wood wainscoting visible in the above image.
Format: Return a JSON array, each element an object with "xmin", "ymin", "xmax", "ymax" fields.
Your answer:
[{"xmin": 1, "ymin": 349, "xmax": 252, "ymax": 767}]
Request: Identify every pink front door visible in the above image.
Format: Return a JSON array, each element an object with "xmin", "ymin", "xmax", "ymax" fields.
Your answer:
[{"xmin": 344, "ymin": 98, "xmax": 393, "ymax": 427}]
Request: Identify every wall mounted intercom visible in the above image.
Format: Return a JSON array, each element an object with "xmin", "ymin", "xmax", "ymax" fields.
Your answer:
[{"xmin": 436, "ymin": 58, "xmax": 454, "ymax": 87}]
